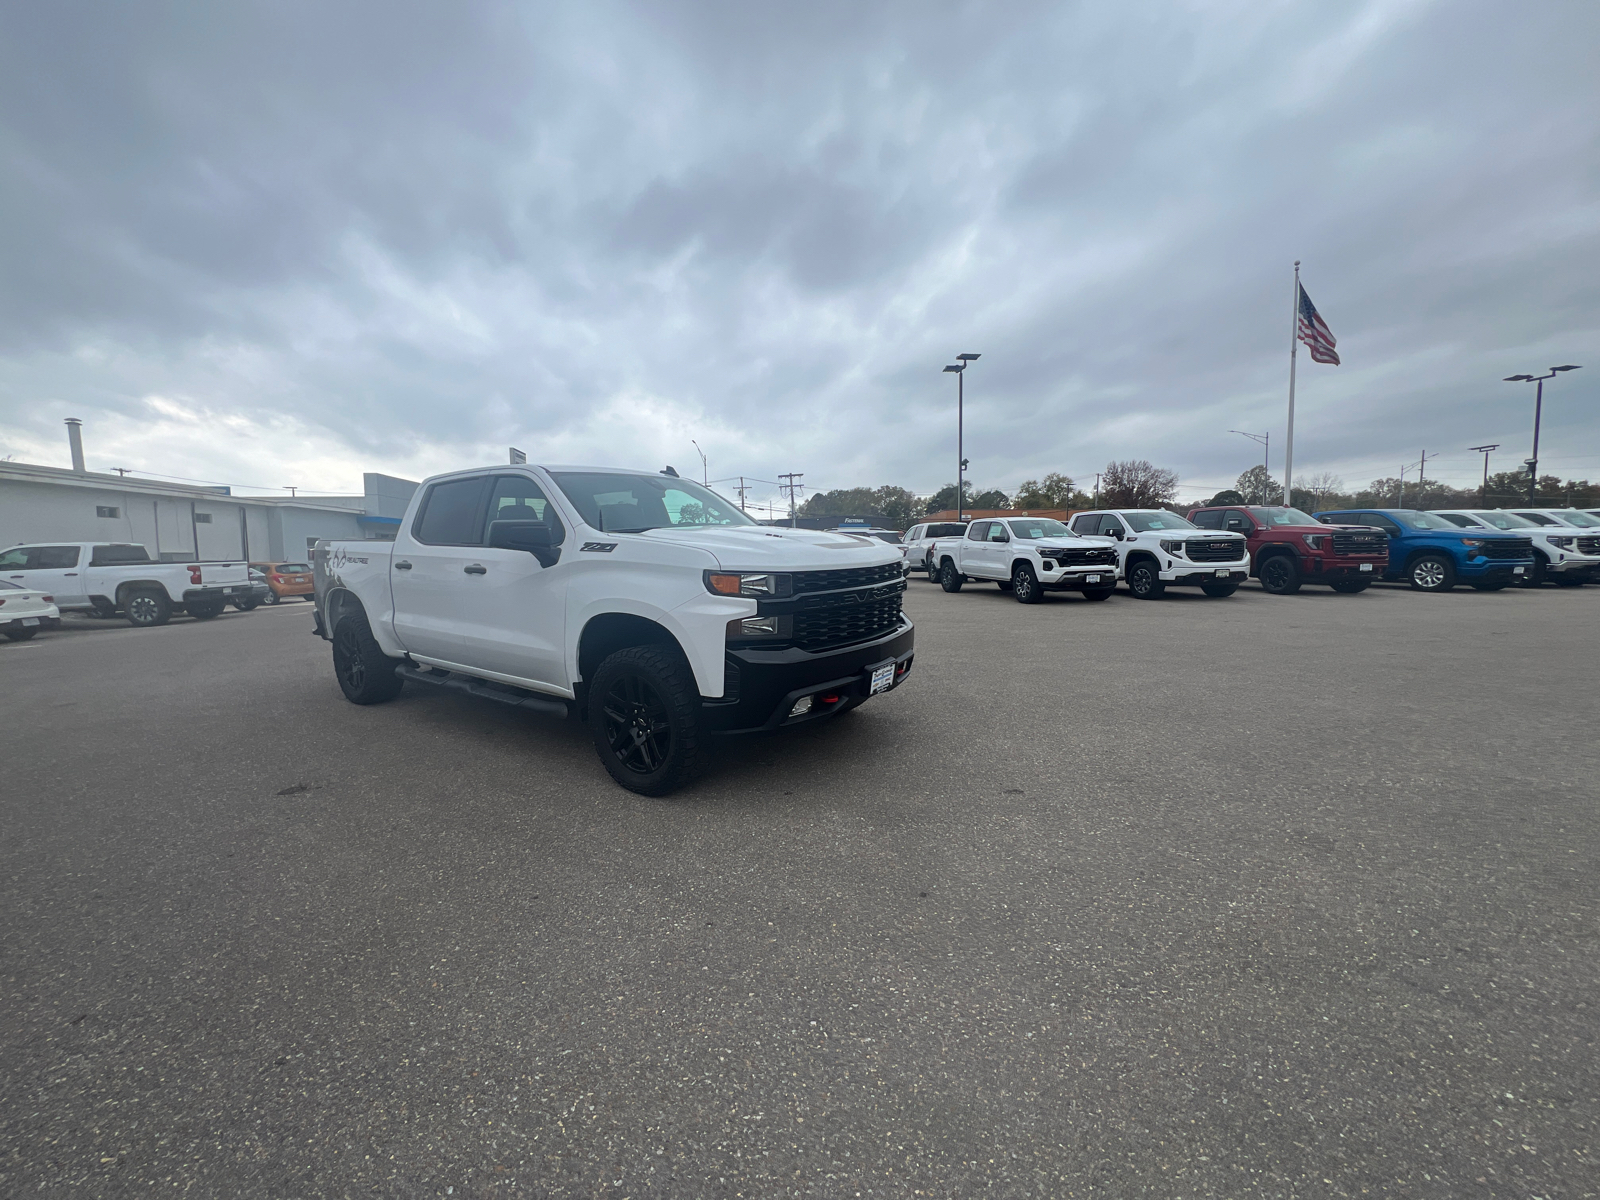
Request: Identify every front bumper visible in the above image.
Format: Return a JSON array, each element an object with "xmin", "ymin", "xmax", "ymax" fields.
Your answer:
[
  {"xmin": 702, "ymin": 617, "xmax": 915, "ymax": 734},
  {"xmin": 1302, "ymin": 556, "xmax": 1388, "ymax": 580},
  {"xmin": 1162, "ymin": 565, "xmax": 1250, "ymax": 584},
  {"xmin": 1039, "ymin": 564, "xmax": 1119, "ymax": 590},
  {"xmin": 1548, "ymin": 557, "xmax": 1600, "ymax": 578},
  {"xmin": 1456, "ymin": 559, "xmax": 1533, "ymax": 580}
]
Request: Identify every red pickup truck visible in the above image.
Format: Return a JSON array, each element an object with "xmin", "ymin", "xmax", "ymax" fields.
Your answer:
[{"xmin": 1185, "ymin": 505, "xmax": 1389, "ymax": 594}]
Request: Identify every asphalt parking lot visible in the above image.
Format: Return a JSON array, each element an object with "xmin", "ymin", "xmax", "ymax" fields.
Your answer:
[{"xmin": 2, "ymin": 580, "xmax": 1597, "ymax": 1199}]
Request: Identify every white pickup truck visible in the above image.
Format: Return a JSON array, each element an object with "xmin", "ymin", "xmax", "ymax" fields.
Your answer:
[
  {"xmin": 928, "ymin": 516, "xmax": 1120, "ymax": 602},
  {"xmin": 1068, "ymin": 510, "xmax": 1250, "ymax": 598},
  {"xmin": 0, "ymin": 541, "xmax": 255, "ymax": 626},
  {"xmin": 312, "ymin": 463, "xmax": 915, "ymax": 795}
]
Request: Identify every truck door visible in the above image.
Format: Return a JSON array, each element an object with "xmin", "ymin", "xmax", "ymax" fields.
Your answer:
[
  {"xmin": 1, "ymin": 545, "xmax": 89, "ymax": 607},
  {"xmin": 390, "ymin": 475, "xmax": 491, "ymax": 662},
  {"xmin": 453, "ymin": 474, "xmax": 570, "ymax": 692},
  {"xmin": 984, "ymin": 520, "xmax": 1012, "ymax": 577}
]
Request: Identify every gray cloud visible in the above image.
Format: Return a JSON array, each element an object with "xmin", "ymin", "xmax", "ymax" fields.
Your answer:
[{"xmin": 1, "ymin": 0, "xmax": 1595, "ymax": 506}]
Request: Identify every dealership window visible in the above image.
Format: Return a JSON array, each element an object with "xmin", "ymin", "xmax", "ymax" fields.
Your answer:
[
  {"xmin": 96, "ymin": 506, "xmax": 120, "ymax": 518},
  {"xmin": 194, "ymin": 512, "xmax": 213, "ymax": 523}
]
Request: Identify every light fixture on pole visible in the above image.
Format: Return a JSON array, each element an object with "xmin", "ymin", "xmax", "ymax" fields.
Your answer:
[
  {"xmin": 1467, "ymin": 444, "xmax": 1499, "ymax": 506},
  {"xmin": 942, "ymin": 353, "xmax": 980, "ymax": 520},
  {"xmin": 690, "ymin": 440, "xmax": 707, "ymax": 486},
  {"xmin": 1504, "ymin": 366, "xmax": 1581, "ymax": 504}
]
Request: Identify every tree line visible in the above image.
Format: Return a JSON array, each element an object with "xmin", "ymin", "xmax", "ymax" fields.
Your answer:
[{"xmin": 1206, "ymin": 464, "xmax": 1599, "ymax": 513}]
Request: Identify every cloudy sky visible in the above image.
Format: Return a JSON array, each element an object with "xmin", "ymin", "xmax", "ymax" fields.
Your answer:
[{"xmin": 1, "ymin": 1, "xmax": 1595, "ymax": 513}]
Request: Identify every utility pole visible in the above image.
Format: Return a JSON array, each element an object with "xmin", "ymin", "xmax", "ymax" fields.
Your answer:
[
  {"xmin": 285, "ymin": 486, "xmax": 297, "ymax": 498},
  {"xmin": 113, "ymin": 467, "xmax": 131, "ymax": 477},
  {"xmin": 778, "ymin": 472, "xmax": 803, "ymax": 528},
  {"xmin": 1396, "ymin": 464, "xmax": 1407, "ymax": 509},
  {"xmin": 1416, "ymin": 450, "xmax": 1437, "ymax": 507},
  {"xmin": 1093, "ymin": 473, "xmax": 1102, "ymax": 507},
  {"xmin": 1230, "ymin": 430, "xmax": 1270, "ymax": 478},
  {"xmin": 691, "ymin": 440, "xmax": 707, "ymax": 486},
  {"xmin": 1468, "ymin": 444, "xmax": 1499, "ymax": 506},
  {"xmin": 736, "ymin": 476, "xmax": 748, "ymax": 513}
]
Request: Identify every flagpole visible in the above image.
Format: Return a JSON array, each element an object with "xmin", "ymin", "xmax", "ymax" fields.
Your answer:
[{"xmin": 1284, "ymin": 261, "xmax": 1300, "ymax": 506}]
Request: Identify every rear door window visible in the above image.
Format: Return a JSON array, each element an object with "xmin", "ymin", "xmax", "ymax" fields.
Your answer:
[
  {"xmin": 1070, "ymin": 515, "xmax": 1097, "ymax": 535},
  {"xmin": 414, "ymin": 478, "xmax": 491, "ymax": 545},
  {"xmin": 34, "ymin": 545, "xmax": 81, "ymax": 568},
  {"xmin": 1190, "ymin": 510, "xmax": 1222, "ymax": 529},
  {"xmin": 90, "ymin": 544, "xmax": 152, "ymax": 566}
]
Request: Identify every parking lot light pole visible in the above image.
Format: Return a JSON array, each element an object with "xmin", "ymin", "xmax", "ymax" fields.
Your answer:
[
  {"xmin": 1230, "ymin": 430, "xmax": 1270, "ymax": 477},
  {"xmin": 1504, "ymin": 366, "xmax": 1581, "ymax": 504},
  {"xmin": 943, "ymin": 353, "xmax": 980, "ymax": 520},
  {"xmin": 1468, "ymin": 444, "xmax": 1499, "ymax": 506}
]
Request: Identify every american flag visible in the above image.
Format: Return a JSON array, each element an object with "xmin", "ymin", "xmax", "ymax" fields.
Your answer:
[{"xmin": 1297, "ymin": 283, "xmax": 1339, "ymax": 365}]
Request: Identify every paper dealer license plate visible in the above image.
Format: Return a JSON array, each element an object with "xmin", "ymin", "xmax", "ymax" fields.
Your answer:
[
  {"xmin": 1085, "ymin": 574, "xmax": 1101, "ymax": 583},
  {"xmin": 869, "ymin": 664, "xmax": 894, "ymax": 695},
  {"xmin": 1214, "ymin": 569, "xmax": 1230, "ymax": 578},
  {"xmin": 22, "ymin": 617, "xmax": 40, "ymax": 626},
  {"xmin": 1360, "ymin": 563, "xmax": 1373, "ymax": 571}
]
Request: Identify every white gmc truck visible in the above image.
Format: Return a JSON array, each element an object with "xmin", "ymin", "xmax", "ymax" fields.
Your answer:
[
  {"xmin": 928, "ymin": 517, "xmax": 1120, "ymax": 602},
  {"xmin": 312, "ymin": 464, "xmax": 915, "ymax": 795}
]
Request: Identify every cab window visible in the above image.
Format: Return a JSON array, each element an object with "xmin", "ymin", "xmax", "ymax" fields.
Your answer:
[
  {"xmin": 414, "ymin": 477, "xmax": 491, "ymax": 545},
  {"xmin": 986, "ymin": 523, "xmax": 1009, "ymax": 542},
  {"xmin": 967, "ymin": 521, "xmax": 990, "ymax": 541},
  {"xmin": 1223, "ymin": 510, "xmax": 1254, "ymax": 534}
]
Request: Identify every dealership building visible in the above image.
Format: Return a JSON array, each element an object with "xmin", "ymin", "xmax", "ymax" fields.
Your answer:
[{"xmin": 1, "ymin": 422, "xmax": 417, "ymax": 562}]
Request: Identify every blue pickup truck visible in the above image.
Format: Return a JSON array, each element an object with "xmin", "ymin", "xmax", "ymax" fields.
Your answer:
[{"xmin": 1313, "ymin": 508, "xmax": 1535, "ymax": 592}]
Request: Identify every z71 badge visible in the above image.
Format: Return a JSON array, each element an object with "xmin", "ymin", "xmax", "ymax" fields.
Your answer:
[{"xmin": 580, "ymin": 542, "xmax": 618, "ymax": 553}]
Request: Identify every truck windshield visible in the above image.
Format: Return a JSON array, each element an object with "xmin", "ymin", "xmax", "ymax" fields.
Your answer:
[
  {"xmin": 1548, "ymin": 509, "xmax": 1600, "ymax": 528},
  {"xmin": 1468, "ymin": 511, "xmax": 1537, "ymax": 530},
  {"xmin": 1250, "ymin": 508, "xmax": 1320, "ymax": 527},
  {"xmin": 1006, "ymin": 519, "xmax": 1071, "ymax": 539},
  {"xmin": 1124, "ymin": 512, "xmax": 1195, "ymax": 532},
  {"xmin": 550, "ymin": 473, "xmax": 755, "ymax": 533},
  {"xmin": 1394, "ymin": 511, "xmax": 1465, "ymax": 531}
]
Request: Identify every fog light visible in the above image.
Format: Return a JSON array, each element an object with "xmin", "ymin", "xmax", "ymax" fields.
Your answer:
[
  {"xmin": 740, "ymin": 617, "xmax": 777, "ymax": 635},
  {"xmin": 789, "ymin": 696, "xmax": 813, "ymax": 718}
]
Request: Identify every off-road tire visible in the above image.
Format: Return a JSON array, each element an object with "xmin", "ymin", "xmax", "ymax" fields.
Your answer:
[
  {"xmin": 1012, "ymin": 563, "xmax": 1043, "ymax": 604},
  {"xmin": 124, "ymin": 587, "xmax": 172, "ymax": 628},
  {"xmin": 1201, "ymin": 582, "xmax": 1239, "ymax": 597},
  {"xmin": 186, "ymin": 599, "xmax": 225, "ymax": 620},
  {"xmin": 939, "ymin": 561, "xmax": 964, "ymax": 592},
  {"xmin": 332, "ymin": 612, "xmax": 405, "ymax": 705},
  {"xmin": 1125, "ymin": 559, "xmax": 1165, "ymax": 600},
  {"xmin": 1407, "ymin": 554, "xmax": 1455, "ymax": 592},
  {"xmin": 1081, "ymin": 586, "xmax": 1114, "ymax": 602},
  {"xmin": 1329, "ymin": 580, "xmax": 1371, "ymax": 593},
  {"xmin": 3, "ymin": 627, "xmax": 39, "ymax": 641},
  {"xmin": 589, "ymin": 645, "xmax": 706, "ymax": 797},
  {"xmin": 1257, "ymin": 554, "xmax": 1302, "ymax": 595}
]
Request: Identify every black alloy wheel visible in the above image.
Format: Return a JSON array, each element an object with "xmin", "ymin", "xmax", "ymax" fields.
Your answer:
[
  {"xmin": 1329, "ymin": 580, "xmax": 1371, "ymax": 593},
  {"xmin": 1408, "ymin": 554, "xmax": 1455, "ymax": 592},
  {"xmin": 1201, "ymin": 582, "xmax": 1239, "ymax": 597},
  {"xmin": 1257, "ymin": 554, "xmax": 1302, "ymax": 595},
  {"xmin": 1081, "ymin": 586, "xmax": 1114, "ymax": 602},
  {"xmin": 332, "ymin": 613, "xmax": 405, "ymax": 705},
  {"xmin": 1012, "ymin": 563, "xmax": 1042, "ymax": 604},
  {"xmin": 1125, "ymin": 559, "xmax": 1164, "ymax": 599},
  {"xmin": 589, "ymin": 645, "xmax": 705, "ymax": 796},
  {"xmin": 124, "ymin": 588, "xmax": 171, "ymax": 627},
  {"xmin": 939, "ymin": 561, "xmax": 964, "ymax": 592}
]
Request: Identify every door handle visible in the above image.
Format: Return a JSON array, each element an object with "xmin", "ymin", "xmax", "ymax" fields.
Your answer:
[
  {"xmin": 65, "ymin": 572, "xmax": 79, "ymax": 576},
  {"xmin": 464, "ymin": 564, "xmax": 487, "ymax": 575},
  {"xmin": 394, "ymin": 560, "xmax": 413, "ymax": 570}
]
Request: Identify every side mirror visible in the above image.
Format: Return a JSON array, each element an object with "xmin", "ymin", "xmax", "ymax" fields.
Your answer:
[
  {"xmin": 1109, "ymin": 528, "xmax": 1123, "ymax": 540},
  {"xmin": 488, "ymin": 519, "xmax": 562, "ymax": 567}
]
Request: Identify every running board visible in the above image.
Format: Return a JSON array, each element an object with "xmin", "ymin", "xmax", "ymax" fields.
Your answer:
[{"xmin": 396, "ymin": 662, "xmax": 570, "ymax": 719}]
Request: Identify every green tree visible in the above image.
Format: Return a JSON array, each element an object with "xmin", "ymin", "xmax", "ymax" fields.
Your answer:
[
  {"xmin": 1013, "ymin": 472, "xmax": 1077, "ymax": 509},
  {"xmin": 1234, "ymin": 464, "xmax": 1282, "ymax": 504},
  {"xmin": 870, "ymin": 485, "xmax": 918, "ymax": 530},
  {"xmin": 1203, "ymin": 489, "xmax": 1245, "ymax": 507},
  {"xmin": 925, "ymin": 483, "xmax": 960, "ymax": 515},
  {"xmin": 969, "ymin": 488, "xmax": 1011, "ymax": 510},
  {"xmin": 1101, "ymin": 460, "xmax": 1179, "ymax": 508}
]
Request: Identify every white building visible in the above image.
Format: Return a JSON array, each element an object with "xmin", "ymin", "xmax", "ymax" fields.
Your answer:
[{"xmin": 0, "ymin": 429, "xmax": 416, "ymax": 562}]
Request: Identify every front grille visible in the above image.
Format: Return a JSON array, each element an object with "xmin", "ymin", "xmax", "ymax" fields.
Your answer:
[
  {"xmin": 1574, "ymin": 537, "xmax": 1600, "ymax": 555},
  {"xmin": 1331, "ymin": 532, "xmax": 1387, "ymax": 556},
  {"xmin": 1044, "ymin": 546, "xmax": 1118, "ymax": 566},
  {"xmin": 792, "ymin": 562, "xmax": 904, "ymax": 595},
  {"xmin": 793, "ymin": 587, "xmax": 904, "ymax": 652},
  {"xmin": 1185, "ymin": 539, "xmax": 1245, "ymax": 563},
  {"xmin": 1481, "ymin": 537, "xmax": 1533, "ymax": 560}
]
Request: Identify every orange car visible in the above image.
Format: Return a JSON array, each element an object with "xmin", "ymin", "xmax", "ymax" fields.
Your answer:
[{"xmin": 252, "ymin": 561, "xmax": 314, "ymax": 604}]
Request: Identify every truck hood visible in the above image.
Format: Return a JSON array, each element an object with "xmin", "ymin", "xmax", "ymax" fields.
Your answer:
[{"xmin": 628, "ymin": 525, "xmax": 903, "ymax": 571}]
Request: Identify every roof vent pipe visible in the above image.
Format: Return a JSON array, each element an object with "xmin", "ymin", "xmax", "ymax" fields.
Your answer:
[{"xmin": 65, "ymin": 418, "xmax": 86, "ymax": 473}]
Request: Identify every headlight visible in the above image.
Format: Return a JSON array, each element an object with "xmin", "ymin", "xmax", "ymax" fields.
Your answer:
[
  {"xmin": 1160, "ymin": 539, "xmax": 1185, "ymax": 555},
  {"xmin": 706, "ymin": 571, "xmax": 792, "ymax": 597},
  {"xmin": 1460, "ymin": 539, "xmax": 1485, "ymax": 549},
  {"xmin": 1303, "ymin": 534, "xmax": 1327, "ymax": 550},
  {"xmin": 1548, "ymin": 536, "xmax": 1575, "ymax": 549}
]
